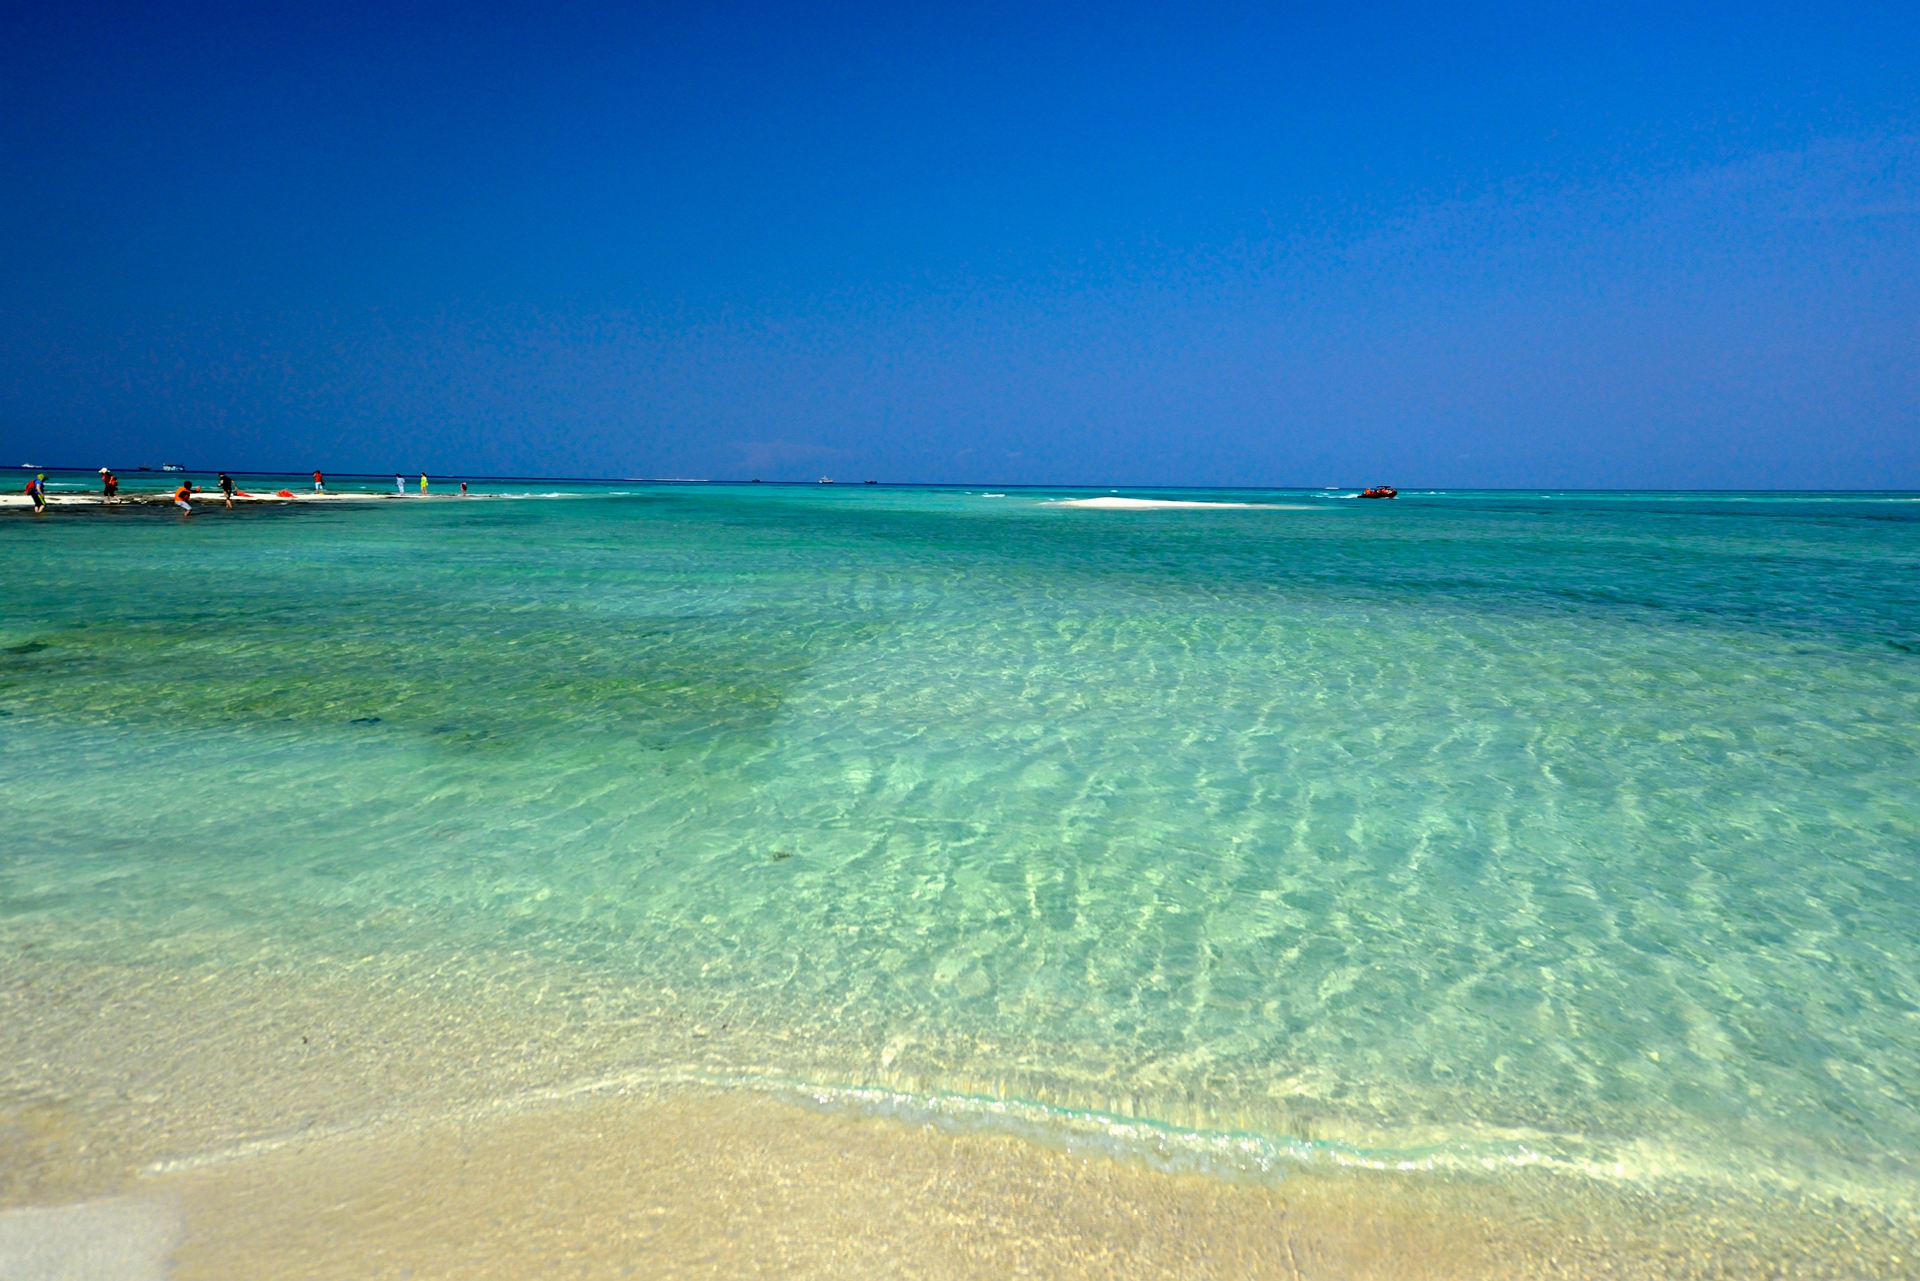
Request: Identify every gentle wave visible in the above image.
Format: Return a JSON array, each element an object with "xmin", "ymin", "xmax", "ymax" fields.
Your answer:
[{"xmin": 137, "ymin": 1065, "xmax": 1920, "ymax": 1223}]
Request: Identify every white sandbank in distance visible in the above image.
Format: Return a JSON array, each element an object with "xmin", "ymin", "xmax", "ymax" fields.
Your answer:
[{"xmin": 1050, "ymin": 496, "xmax": 1307, "ymax": 509}]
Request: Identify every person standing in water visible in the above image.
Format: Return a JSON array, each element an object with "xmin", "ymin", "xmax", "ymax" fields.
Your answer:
[
  {"xmin": 99, "ymin": 468, "xmax": 117, "ymax": 500},
  {"xmin": 419, "ymin": 472, "xmax": 429, "ymax": 494},
  {"xmin": 313, "ymin": 470, "xmax": 324, "ymax": 493},
  {"xmin": 173, "ymin": 482, "xmax": 194, "ymax": 514},
  {"xmin": 218, "ymin": 472, "xmax": 236, "ymax": 509},
  {"xmin": 26, "ymin": 474, "xmax": 46, "ymax": 513},
  {"xmin": 395, "ymin": 473, "xmax": 405, "ymax": 495},
  {"xmin": 459, "ymin": 481, "xmax": 468, "ymax": 497}
]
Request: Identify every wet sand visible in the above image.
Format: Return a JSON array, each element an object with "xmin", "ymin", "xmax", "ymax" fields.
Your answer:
[
  {"xmin": 3, "ymin": 956, "xmax": 1915, "ymax": 1278},
  {"xmin": 0, "ymin": 1084, "xmax": 1897, "ymax": 1280}
]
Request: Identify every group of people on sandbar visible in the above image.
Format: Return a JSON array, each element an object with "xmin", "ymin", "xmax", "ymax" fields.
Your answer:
[
  {"xmin": 164, "ymin": 472, "xmax": 233, "ymax": 513},
  {"xmin": 22, "ymin": 468, "xmax": 469, "ymax": 513},
  {"xmin": 392, "ymin": 472, "xmax": 460, "ymax": 495}
]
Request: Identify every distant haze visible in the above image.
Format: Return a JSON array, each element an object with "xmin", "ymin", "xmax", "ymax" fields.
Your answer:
[{"xmin": 3, "ymin": 2, "xmax": 1916, "ymax": 486}]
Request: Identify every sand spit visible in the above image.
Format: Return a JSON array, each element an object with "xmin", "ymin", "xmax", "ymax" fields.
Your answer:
[{"xmin": 0, "ymin": 491, "xmax": 450, "ymax": 509}]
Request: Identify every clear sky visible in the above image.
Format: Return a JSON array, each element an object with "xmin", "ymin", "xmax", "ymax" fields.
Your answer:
[{"xmin": 2, "ymin": 1, "xmax": 1915, "ymax": 485}]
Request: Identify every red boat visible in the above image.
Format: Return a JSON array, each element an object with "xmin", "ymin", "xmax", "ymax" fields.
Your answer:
[{"xmin": 1360, "ymin": 485, "xmax": 1397, "ymax": 499}]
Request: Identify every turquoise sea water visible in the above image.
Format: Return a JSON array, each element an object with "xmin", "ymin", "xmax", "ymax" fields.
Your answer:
[{"xmin": 3, "ymin": 485, "xmax": 1919, "ymax": 1215}]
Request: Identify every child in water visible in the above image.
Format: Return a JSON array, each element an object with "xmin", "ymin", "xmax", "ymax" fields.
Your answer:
[{"xmin": 174, "ymin": 482, "xmax": 193, "ymax": 513}]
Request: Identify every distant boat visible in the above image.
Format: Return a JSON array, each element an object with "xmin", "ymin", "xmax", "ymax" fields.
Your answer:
[
  {"xmin": 18, "ymin": 463, "xmax": 36, "ymax": 468},
  {"xmin": 161, "ymin": 463, "xmax": 186, "ymax": 472},
  {"xmin": 1360, "ymin": 486, "xmax": 1397, "ymax": 499},
  {"xmin": 818, "ymin": 476, "xmax": 834, "ymax": 484}
]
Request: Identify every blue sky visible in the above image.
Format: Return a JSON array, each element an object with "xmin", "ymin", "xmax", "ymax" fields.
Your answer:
[{"xmin": 2, "ymin": 1, "xmax": 1915, "ymax": 485}]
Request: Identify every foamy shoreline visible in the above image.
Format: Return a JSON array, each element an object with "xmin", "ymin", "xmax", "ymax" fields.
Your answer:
[
  {"xmin": 7, "ymin": 1082, "xmax": 1910, "ymax": 1281},
  {"xmin": 5, "ymin": 950, "xmax": 1915, "ymax": 1279}
]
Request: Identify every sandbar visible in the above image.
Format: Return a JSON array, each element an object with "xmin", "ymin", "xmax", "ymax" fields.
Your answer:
[
  {"xmin": 0, "ymin": 491, "xmax": 439, "ymax": 509},
  {"xmin": 1050, "ymin": 497, "xmax": 1305, "ymax": 510}
]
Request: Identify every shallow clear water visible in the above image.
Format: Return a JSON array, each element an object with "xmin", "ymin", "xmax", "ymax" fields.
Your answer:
[{"xmin": 4, "ymin": 486, "xmax": 1919, "ymax": 1210}]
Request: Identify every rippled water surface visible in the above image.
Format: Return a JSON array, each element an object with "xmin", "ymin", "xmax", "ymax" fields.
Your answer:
[{"xmin": 4, "ymin": 485, "xmax": 1918, "ymax": 1210}]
